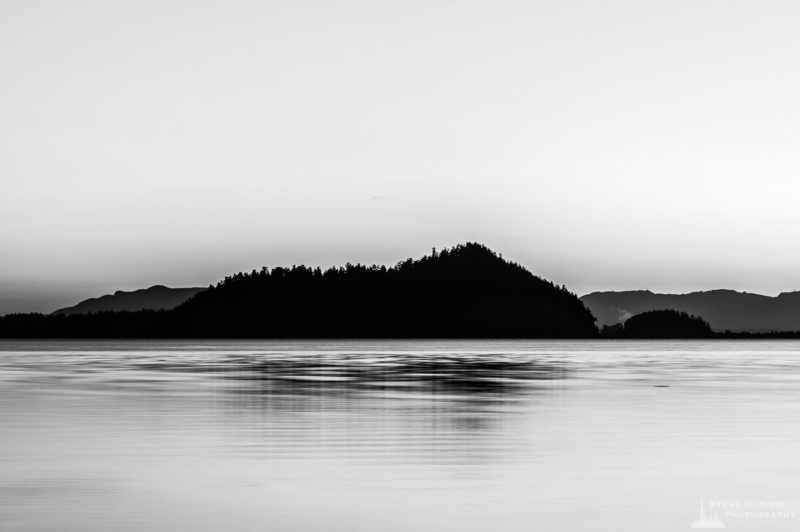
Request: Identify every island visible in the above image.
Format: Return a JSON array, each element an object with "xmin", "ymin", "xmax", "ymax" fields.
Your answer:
[{"xmin": 0, "ymin": 243, "xmax": 598, "ymax": 338}]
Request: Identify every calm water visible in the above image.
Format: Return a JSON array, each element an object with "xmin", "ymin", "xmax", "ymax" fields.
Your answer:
[{"xmin": 1, "ymin": 340, "xmax": 799, "ymax": 531}]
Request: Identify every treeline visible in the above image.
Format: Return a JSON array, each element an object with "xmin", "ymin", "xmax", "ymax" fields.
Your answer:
[
  {"xmin": 0, "ymin": 310, "xmax": 164, "ymax": 338},
  {"xmin": 0, "ymin": 243, "xmax": 598, "ymax": 338},
  {"xmin": 715, "ymin": 330, "xmax": 800, "ymax": 339}
]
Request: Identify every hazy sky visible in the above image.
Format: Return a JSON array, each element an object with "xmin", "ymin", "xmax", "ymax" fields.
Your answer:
[{"xmin": 3, "ymin": 0, "xmax": 800, "ymax": 314}]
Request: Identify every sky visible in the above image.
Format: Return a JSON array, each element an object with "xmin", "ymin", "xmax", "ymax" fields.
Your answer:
[{"xmin": 2, "ymin": 0, "xmax": 800, "ymax": 314}]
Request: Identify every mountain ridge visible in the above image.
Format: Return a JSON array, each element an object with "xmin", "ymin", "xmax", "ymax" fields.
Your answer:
[
  {"xmin": 52, "ymin": 285, "xmax": 205, "ymax": 316},
  {"xmin": 581, "ymin": 289, "xmax": 800, "ymax": 332}
]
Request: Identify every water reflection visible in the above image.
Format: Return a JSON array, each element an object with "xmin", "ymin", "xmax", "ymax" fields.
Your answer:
[
  {"xmin": 203, "ymin": 353, "xmax": 569, "ymax": 465},
  {"xmin": 217, "ymin": 355, "xmax": 568, "ymax": 408},
  {"xmin": 2, "ymin": 340, "xmax": 800, "ymax": 532}
]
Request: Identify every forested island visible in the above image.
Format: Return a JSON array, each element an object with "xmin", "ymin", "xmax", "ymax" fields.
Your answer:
[
  {"xmin": 0, "ymin": 243, "xmax": 598, "ymax": 338},
  {"xmin": 599, "ymin": 310, "xmax": 714, "ymax": 338}
]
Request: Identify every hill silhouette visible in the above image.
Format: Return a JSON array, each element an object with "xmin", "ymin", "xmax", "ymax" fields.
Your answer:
[
  {"xmin": 52, "ymin": 285, "xmax": 204, "ymax": 315},
  {"xmin": 155, "ymin": 243, "xmax": 598, "ymax": 338},
  {"xmin": 602, "ymin": 309, "xmax": 714, "ymax": 339},
  {"xmin": 581, "ymin": 289, "xmax": 800, "ymax": 332},
  {"xmin": 0, "ymin": 243, "xmax": 598, "ymax": 338}
]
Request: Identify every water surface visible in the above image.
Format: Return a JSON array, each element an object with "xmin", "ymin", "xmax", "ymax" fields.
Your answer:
[{"xmin": 1, "ymin": 340, "xmax": 799, "ymax": 531}]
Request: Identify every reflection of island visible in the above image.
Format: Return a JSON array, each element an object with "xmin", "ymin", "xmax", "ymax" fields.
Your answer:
[
  {"xmin": 144, "ymin": 350, "xmax": 570, "ymax": 462},
  {"xmin": 145, "ymin": 350, "xmax": 570, "ymax": 399},
  {"xmin": 691, "ymin": 497, "xmax": 725, "ymax": 529},
  {"xmin": 151, "ymin": 349, "xmax": 572, "ymax": 464}
]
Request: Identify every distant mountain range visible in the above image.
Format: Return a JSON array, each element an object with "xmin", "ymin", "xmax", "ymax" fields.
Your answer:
[
  {"xmin": 581, "ymin": 290, "xmax": 800, "ymax": 332},
  {"xmin": 52, "ymin": 285, "xmax": 204, "ymax": 316}
]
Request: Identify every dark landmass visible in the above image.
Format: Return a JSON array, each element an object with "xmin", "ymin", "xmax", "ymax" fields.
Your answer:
[
  {"xmin": 0, "ymin": 310, "xmax": 165, "ymax": 338},
  {"xmin": 5, "ymin": 244, "xmax": 800, "ymax": 339},
  {"xmin": 52, "ymin": 285, "xmax": 204, "ymax": 315},
  {"xmin": 581, "ymin": 289, "xmax": 800, "ymax": 332},
  {"xmin": 600, "ymin": 308, "xmax": 800, "ymax": 338},
  {"xmin": 600, "ymin": 309, "xmax": 714, "ymax": 338},
  {"xmin": 715, "ymin": 330, "xmax": 800, "ymax": 339},
  {"xmin": 0, "ymin": 243, "xmax": 598, "ymax": 338}
]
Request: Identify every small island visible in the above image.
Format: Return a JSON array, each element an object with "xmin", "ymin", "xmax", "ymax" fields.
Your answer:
[{"xmin": 601, "ymin": 309, "xmax": 714, "ymax": 339}]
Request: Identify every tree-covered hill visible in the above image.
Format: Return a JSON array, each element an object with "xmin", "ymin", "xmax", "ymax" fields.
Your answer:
[
  {"xmin": 602, "ymin": 309, "xmax": 714, "ymax": 339},
  {"xmin": 156, "ymin": 243, "xmax": 598, "ymax": 338},
  {"xmin": 0, "ymin": 243, "xmax": 598, "ymax": 338}
]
